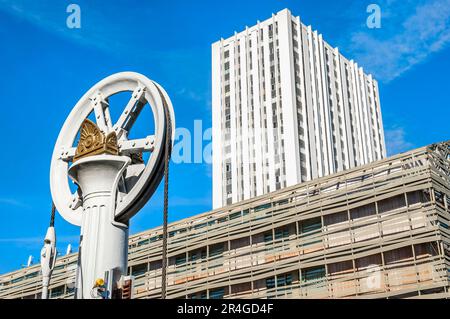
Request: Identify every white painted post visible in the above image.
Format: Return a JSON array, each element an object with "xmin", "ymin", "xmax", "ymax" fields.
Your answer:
[{"xmin": 68, "ymin": 154, "xmax": 130, "ymax": 299}]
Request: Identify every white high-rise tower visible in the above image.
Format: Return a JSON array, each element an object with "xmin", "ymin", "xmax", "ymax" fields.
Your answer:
[{"xmin": 212, "ymin": 9, "xmax": 386, "ymax": 208}]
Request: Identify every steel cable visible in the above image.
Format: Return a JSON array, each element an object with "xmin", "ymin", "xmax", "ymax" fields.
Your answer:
[
  {"xmin": 160, "ymin": 91, "xmax": 172, "ymax": 300},
  {"xmin": 50, "ymin": 202, "xmax": 56, "ymax": 227}
]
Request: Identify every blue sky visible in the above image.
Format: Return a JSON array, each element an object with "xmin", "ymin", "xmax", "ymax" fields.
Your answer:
[{"xmin": 0, "ymin": 0, "xmax": 449, "ymax": 274}]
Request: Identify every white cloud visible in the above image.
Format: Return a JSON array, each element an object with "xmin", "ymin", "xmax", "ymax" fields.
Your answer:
[
  {"xmin": 385, "ymin": 127, "xmax": 414, "ymax": 155},
  {"xmin": 0, "ymin": 1, "xmax": 190, "ymax": 61},
  {"xmin": 0, "ymin": 235, "xmax": 78, "ymax": 244},
  {"xmin": 177, "ymin": 88, "xmax": 207, "ymax": 103},
  {"xmin": 347, "ymin": 0, "xmax": 450, "ymax": 82},
  {"xmin": 0, "ymin": 198, "xmax": 30, "ymax": 209},
  {"xmin": 176, "ymin": 88, "xmax": 212, "ymax": 113}
]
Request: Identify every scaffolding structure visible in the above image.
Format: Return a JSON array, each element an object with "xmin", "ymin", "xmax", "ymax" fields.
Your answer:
[{"xmin": 1, "ymin": 142, "xmax": 450, "ymax": 299}]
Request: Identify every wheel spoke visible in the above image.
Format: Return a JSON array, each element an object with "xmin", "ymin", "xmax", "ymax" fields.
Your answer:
[
  {"xmin": 113, "ymin": 85, "xmax": 146, "ymax": 140},
  {"xmin": 103, "ymin": 98, "xmax": 113, "ymax": 130},
  {"xmin": 118, "ymin": 135, "xmax": 155, "ymax": 155},
  {"xmin": 91, "ymin": 92, "xmax": 112, "ymax": 133}
]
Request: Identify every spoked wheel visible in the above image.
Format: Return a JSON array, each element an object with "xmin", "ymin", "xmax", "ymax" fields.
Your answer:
[{"xmin": 50, "ymin": 72, "xmax": 175, "ymax": 226}]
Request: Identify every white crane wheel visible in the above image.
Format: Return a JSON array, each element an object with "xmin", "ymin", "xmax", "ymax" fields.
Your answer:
[{"xmin": 50, "ymin": 72, "xmax": 175, "ymax": 226}]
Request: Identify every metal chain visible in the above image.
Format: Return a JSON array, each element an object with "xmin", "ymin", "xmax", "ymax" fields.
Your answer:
[
  {"xmin": 50, "ymin": 202, "xmax": 56, "ymax": 227},
  {"xmin": 161, "ymin": 94, "xmax": 172, "ymax": 299}
]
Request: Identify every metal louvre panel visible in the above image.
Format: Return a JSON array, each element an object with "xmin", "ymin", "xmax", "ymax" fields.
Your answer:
[{"xmin": 2, "ymin": 142, "xmax": 450, "ymax": 299}]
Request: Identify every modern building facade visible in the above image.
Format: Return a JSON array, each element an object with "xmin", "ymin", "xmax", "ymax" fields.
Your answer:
[
  {"xmin": 212, "ymin": 8, "xmax": 386, "ymax": 208},
  {"xmin": 1, "ymin": 142, "xmax": 449, "ymax": 299}
]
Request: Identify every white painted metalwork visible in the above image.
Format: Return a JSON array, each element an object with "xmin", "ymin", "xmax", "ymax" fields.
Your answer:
[
  {"xmin": 68, "ymin": 154, "xmax": 130, "ymax": 298},
  {"xmin": 40, "ymin": 226, "xmax": 57, "ymax": 299},
  {"xmin": 49, "ymin": 72, "xmax": 175, "ymax": 298},
  {"xmin": 50, "ymin": 72, "xmax": 175, "ymax": 225}
]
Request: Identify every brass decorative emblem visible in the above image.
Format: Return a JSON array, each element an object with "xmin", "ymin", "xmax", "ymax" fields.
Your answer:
[{"xmin": 73, "ymin": 119, "xmax": 119, "ymax": 162}]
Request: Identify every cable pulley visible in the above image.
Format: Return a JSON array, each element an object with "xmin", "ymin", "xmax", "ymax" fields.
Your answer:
[{"xmin": 48, "ymin": 72, "xmax": 175, "ymax": 299}]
